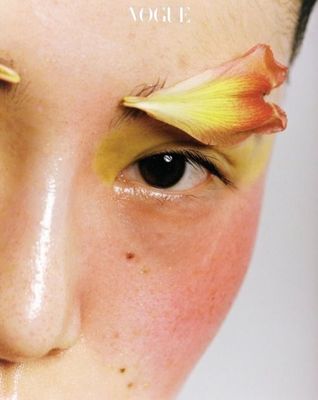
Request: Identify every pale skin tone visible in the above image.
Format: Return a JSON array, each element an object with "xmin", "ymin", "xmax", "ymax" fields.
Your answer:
[{"xmin": 0, "ymin": 0, "xmax": 300, "ymax": 399}]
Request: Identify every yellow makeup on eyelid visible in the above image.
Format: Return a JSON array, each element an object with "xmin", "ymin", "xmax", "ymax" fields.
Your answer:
[
  {"xmin": 95, "ymin": 44, "xmax": 286, "ymax": 188},
  {"xmin": 94, "ymin": 118, "xmax": 184, "ymax": 184},
  {"xmin": 93, "ymin": 117, "xmax": 273, "ymax": 188},
  {"xmin": 219, "ymin": 133, "xmax": 274, "ymax": 185}
]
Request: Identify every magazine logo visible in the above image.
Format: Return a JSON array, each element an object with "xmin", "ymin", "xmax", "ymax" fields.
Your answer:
[{"xmin": 129, "ymin": 6, "xmax": 191, "ymax": 23}]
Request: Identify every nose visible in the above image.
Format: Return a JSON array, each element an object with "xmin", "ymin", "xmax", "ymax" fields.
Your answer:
[{"xmin": 0, "ymin": 154, "xmax": 81, "ymax": 362}]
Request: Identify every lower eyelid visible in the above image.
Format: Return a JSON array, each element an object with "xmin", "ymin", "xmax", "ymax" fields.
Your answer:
[
  {"xmin": 116, "ymin": 156, "xmax": 238, "ymax": 203},
  {"xmin": 113, "ymin": 181, "xmax": 185, "ymax": 202},
  {"xmin": 114, "ymin": 169, "xmax": 227, "ymax": 204}
]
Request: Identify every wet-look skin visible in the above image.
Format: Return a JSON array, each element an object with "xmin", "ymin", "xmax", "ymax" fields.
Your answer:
[{"xmin": 0, "ymin": 1, "xmax": 299, "ymax": 399}]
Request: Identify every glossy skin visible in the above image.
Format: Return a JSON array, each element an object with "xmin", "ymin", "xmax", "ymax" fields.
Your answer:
[{"xmin": 0, "ymin": 1, "xmax": 299, "ymax": 399}]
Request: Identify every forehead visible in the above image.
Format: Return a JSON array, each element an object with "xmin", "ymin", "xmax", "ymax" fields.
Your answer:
[{"xmin": 0, "ymin": 0, "xmax": 298, "ymax": 124}]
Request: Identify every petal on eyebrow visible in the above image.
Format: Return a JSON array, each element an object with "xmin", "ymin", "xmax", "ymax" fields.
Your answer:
[
  {"xmin": 121, "ymin": 44, "xmax": 288, "ymax": 146},
  {"xmin": 0, "ymin": 63, "xmax": 21, "ymax": 84}
]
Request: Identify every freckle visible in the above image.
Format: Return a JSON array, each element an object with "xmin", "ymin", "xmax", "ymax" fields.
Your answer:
[
  {"xmin": 119, "ymin": 368, "xmax": 126, "ymax": 374},
  {"xmin": 125, "ymin": 252, "xmax": 135, "ymax": 260},
  {"xmin": 177, "ymin": 54, "xmax": 188, "ymax": 69},
  {"xmin": 127, "ymin": 382, "xmax": 134, "ymax": 389},
  {"xmin": 140, "ymin": 266, "xmax": 150, "ymax": 275},
  {"xmin": 132, "ymin": 328, "xmax": 142, "ymax": 337},
  {"xmin": 113, "ymin": 331, "xmax": 120, "ymax": 339}
]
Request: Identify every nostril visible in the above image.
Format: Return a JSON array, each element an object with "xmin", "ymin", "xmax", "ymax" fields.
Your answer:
[
  {"xmin": 0, "ymin": 359, "xmax": 15, "ymax": 368},
  {"xmin": 0, "ymin": 346, "xmax": 68, "ymax": 364},
  {"xmin": 0, "ymin": 344, "xmax": 71, "ymax": 364},
  {"xmin": 46, "ymin": 347, "xmax": 65, "ymax": 357},
  {"xmin": 0, "ymin": 309, "xmax": 81, "ymax": 363},
  {"xmin": 0, "ymin": 274, "xmax": 82, "ymax": 362},
  {"xmin": 0, "ymin": 351, "xmax": 29, "ymax": 364}
]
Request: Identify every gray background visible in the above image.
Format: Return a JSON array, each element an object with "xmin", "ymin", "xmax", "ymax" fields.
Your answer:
[{"xmin": 179, "ymin": 4, "xmax": 318, "ymax": 400}]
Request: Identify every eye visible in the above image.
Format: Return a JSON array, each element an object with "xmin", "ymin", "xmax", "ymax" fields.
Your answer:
[{"xmin": 117, "ymin": 150, "xmax": 231, "ymax": 192}]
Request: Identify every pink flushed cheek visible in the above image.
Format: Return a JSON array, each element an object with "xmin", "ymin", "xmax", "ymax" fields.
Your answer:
[{"xmin": 75, "ymin": 174, "xmax": 265, "ymax": 394}]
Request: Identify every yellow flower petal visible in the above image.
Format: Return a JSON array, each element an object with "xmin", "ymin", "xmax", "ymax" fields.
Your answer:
[
  {"xmin": 0, "ymin": 63, "xmax": 21, "ymax": 84},
  {"xmin": 121, "ymin": 44, "xmax": 288, "ymax": 146}
]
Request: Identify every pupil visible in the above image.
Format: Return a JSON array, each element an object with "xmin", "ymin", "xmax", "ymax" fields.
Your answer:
[{"xmin": 138, "ymin": 153, "xmax": 186, "ymax": 189}]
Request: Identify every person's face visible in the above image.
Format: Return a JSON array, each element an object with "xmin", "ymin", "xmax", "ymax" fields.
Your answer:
[{"xmin": 0, "ymin": 1, "xmax": 298, "ymax": 399}]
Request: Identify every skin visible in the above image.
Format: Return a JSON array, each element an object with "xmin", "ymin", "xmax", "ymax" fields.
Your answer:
[{"xmin": 0, "ymin": 0, "xmax": 300, "ymax": 399}]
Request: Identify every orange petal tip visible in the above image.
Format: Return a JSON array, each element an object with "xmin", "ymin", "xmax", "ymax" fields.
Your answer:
[{"xmin": 122, "ymin": 44, "xmax": 288, "ymax": 146}]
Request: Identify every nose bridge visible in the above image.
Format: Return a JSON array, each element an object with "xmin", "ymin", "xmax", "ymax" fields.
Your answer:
[
  {"xmin": 0, "ymin": 153, "xmax": 80, "ymax": 361},
  {"xmin": 28, "ymin": 166, "xmax": 70, "ymax": 323}
]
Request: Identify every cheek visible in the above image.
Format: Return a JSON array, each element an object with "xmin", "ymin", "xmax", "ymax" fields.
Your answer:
[{"xmin": 74, "ymin": 174, "xmax": 265, "ymax": 392}]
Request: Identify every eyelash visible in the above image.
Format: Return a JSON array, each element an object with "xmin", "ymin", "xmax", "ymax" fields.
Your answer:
[{"xmin": 135, "ymin": 148, "xmax": 234, "ymax": 188}]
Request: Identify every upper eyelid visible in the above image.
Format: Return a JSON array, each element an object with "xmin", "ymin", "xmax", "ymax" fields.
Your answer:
[
  {"xmin": 128, "ymin": 145, "xmax": 236, "ymax": 189},
  {"xmin": 130, "ymin": 140, "xmax": 201, "ymax": 159},
  {"xmin": 107, "ymin": 114, "xmax": 238, "ymax": 185},
  {"xmin": 130, "ymin": 141, "xmax": 231, "ymax": 172}
]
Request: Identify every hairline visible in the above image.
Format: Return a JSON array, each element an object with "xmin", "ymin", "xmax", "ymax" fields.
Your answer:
[{"xmin": 290, "ymin": 0, "xmax": 317, "ymax": 63}]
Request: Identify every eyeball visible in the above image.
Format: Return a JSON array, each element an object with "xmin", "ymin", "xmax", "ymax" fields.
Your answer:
[{"xmin": 118, "ymin": 152, "xmax": 211, "ymax": 191}]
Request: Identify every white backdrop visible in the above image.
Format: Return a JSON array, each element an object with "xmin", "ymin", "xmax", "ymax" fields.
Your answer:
[{"xmin": 180, "ymin": 5, "xmax": 318, "ymax": 400}]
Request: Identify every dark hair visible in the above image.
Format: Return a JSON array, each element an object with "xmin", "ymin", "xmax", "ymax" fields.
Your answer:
[{"xmin": 290, "ymin": 0, "xmax": 317, "ymax": 63}]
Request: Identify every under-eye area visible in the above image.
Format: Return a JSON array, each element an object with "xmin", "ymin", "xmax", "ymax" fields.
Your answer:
[{"xmin": 94, "ymin": 117, "xmax": 239, "ymax": 206}]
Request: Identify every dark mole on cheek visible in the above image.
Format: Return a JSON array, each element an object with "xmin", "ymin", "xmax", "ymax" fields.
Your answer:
[
  {"xmin": 119, "ymin": 368, "xmax": 126, "ymax": 374},
  {"xmin": 127, "ymin": 382, "xmax": 134, "ymax": 389},
  {"xmin": 125, "ymin": 252, "xmax": 135, "ymax": 260}
]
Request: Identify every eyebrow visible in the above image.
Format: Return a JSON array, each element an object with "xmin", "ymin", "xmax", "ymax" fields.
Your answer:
[
  {"xmin": 112, "ymin": 103, "xmax": 202, "ymax": 148},
  {"xmin": 109, "ymin": 78, "xmax": 167, "ymax": 129},
  {"xmin": 112, "ymin": 104, "xmax": 146, "ymax": 127},
  {"xmin": 0, "ymin": 79, "xmax": 31, "ymax": 112},
  {"xmin": 0, "ymin": 58, "xmax": 31, "ymax": 109}
]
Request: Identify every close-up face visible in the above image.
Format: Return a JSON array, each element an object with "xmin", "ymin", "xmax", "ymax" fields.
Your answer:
[{"xmin": 0, "ymin": 1, "xmax": 302, "ymax": 399}]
